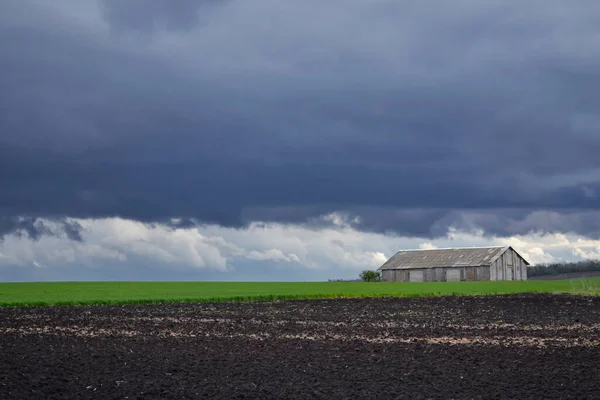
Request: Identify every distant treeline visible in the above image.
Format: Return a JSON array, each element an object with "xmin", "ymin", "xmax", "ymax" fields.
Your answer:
[{"xmin": 528, "ymin": 260, "xmax": 600, "ymax": 277}]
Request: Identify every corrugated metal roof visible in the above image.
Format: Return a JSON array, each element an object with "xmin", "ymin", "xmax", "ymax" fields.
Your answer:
[{"xmin": 378, "ymin": 246, "xmax": 511, "ymax": 270}]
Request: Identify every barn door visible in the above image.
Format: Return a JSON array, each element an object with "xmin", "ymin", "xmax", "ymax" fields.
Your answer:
[
  {"xmin": 466, "ymin": 267, "xmax": 475, "ymax": 281},
  {"xmin": 505, "ymin": 250, "xmax": 513, "ymax": 280},
  {"xmin": 409, "ymin": 270, "xmax": 424, "ymax": 282},
  {"xmin": 446, "ymin": 269, "xmax": 460, "ymax": 282}
]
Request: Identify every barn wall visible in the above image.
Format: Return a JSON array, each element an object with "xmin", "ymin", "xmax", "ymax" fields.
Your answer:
[
  {"xmin": 396, "ymin": 270, "xmax": 408, "ymax": 282},
  {"xmin": 427, "ymin": 266, "xmax": 488, "ymax": 282},
  {"xmin": 425, "ymin": 268, "xmax": 436, "ymax": 282},
  {"xmin": 491, "ymin": 248, "xmax": 528, "ymax": 281},
  {"xmin": 381, "ymin": 269, "xmax": 411, "ymax": 282},
  {"xmin": 381, "ymin": 268, "xmax": 445, "ymax": 282},
  {"xmin": 409, "ymin": 269, "xmax": 425, "ymax": 282},
  {"xmin": 382, "ymin": 265, "xmax": 495, "ymax": 282},
  {"xmin": 476, "ymin": 266, "xmax": 490, "ymax": 281},
  {"xmin": 519, "ymin": 254, "xmax": 528, "ymax": 280},
  {"xmin": 465, "ymin": 267, "xmax": 475, "ymax": 281},
  {"xmin": 435, "ymin": 268, "xmax": 445, "ymax": 282},
  {"xmin": 445, "ymin": 268, "xmax": 462, "ymax": 282},
  {"xmin": 381, "ymin": 269, "xmax": 394, "ymax": 282}
]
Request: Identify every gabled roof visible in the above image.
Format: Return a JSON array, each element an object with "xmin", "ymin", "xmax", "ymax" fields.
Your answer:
[{"xmin": 378, "ymin": 246, "xmax": 529, "ymax": 270}]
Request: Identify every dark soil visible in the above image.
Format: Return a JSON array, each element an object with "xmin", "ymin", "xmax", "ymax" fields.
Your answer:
[{"xmin": 1, "ymin": 294, "xmax": 599, "ymax": 399}]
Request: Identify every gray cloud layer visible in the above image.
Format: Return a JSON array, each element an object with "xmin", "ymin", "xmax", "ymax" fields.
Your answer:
[{"xmin": 1, "ymin": 0, "xmax": 600, "ymax": 239}]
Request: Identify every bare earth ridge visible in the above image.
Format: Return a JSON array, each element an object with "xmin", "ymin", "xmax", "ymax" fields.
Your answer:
[{"xmin": 1, "ymin": 294, "xmax": 599, "ymax": 399}]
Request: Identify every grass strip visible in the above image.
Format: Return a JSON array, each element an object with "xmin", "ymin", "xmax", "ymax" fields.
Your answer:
[{"xmin": 0, "ymin": 278, "xmax": 598, "ymax": 307}]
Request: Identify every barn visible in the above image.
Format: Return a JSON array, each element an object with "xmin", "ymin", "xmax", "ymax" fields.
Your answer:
[{"xmin": 378, "ymin": 246, "xmax": 529, "ymax": 282}]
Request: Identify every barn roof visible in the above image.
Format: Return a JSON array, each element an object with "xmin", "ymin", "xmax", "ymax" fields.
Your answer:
[{"xmin": 378, "ymin": 246, "xmax": 528, "ymax": 270}]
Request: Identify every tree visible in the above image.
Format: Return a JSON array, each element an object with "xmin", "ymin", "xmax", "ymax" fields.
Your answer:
[{"xmin": 359, "ymin": 269, "xmax": 381, "ymax": 282}]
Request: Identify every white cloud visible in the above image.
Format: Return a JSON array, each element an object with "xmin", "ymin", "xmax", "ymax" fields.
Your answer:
[
  {"xmin": 1, "ymin": 214, "xmax": 600, "ymax": 280},
  {"xmin": 247, "ymin": 249, "xmax": 301, "ymax": 263},
  {"xmin": 419, "ymin": 242, "xmax": 438, "ymax": 250}
]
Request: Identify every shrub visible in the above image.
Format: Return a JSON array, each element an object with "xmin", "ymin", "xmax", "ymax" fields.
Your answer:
[{"xmin": 359, "ymin": 269, "xmax": 381, "ymax": 282}]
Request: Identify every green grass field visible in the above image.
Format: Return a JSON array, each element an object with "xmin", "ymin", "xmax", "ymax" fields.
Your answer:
[{"xmin": 0, "ymin": 277, "xmax": 599, "ymax": 307}]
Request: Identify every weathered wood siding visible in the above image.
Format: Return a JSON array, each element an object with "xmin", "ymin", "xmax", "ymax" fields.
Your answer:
[
  {"xmin": 476, "ymin": 266, "xmax": 490, "ymax": 280},
  {"xmin": 382, "ymin": 267, "xmax": 483, "ymax": 282},
  {"xmin": 434, "ymin": 268, "xmax": 445, "ymax": 281},
  {"xmin": 446, "ymin": 268, "xmax": 461, "ymax": 282},
  {"xmin": 490, "ymin": 248, "xmax": 528, "ymax": 281},
  {"xmin": 381, "ymin": 264, "xmax": 498, "ymax": 282},
  {"xmin": 381, "ymin": 269, "xmax": 395, "ymax": 282},
  {"xmin": 409, "ymin": 270, "xmax": 424, "ymax": 282},
  {"xmin": 395, "ymin": 270, "xmax": 408, "ymax": 282}
]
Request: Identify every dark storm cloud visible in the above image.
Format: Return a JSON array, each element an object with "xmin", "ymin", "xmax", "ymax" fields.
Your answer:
[
  {"xmin": 0, "ymin": 217, "xmax": 83, "ymax": 242},
  {"xmin": 243, "ymin": 206, "xmax": 600, "ymax": 239},
  {"xmin": 2, "ymin": 0, "xmax": 600, "ymax": 238},
  {"xmin": 102, "ymin": 0, "xmax": 226, "ymax": 34},
  {"xmin": 0, "ymin": 217, "xmax": 53, "ymax": 242}
]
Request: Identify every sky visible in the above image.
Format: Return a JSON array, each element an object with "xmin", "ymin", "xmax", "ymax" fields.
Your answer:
[{"xmin": 1, "ymin": 0, "xmax": 600, "ymax": 281}]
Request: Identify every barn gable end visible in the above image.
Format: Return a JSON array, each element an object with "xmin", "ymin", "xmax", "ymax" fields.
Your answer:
[{"xmin": 489, "ymin": 246, "xmax": 529, "ymax": 281}]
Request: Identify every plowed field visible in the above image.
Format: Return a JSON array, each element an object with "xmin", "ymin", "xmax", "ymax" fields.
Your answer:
[{"xmin": 1, "ymin": 294, "xmax": 599, "ymax": 399}]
